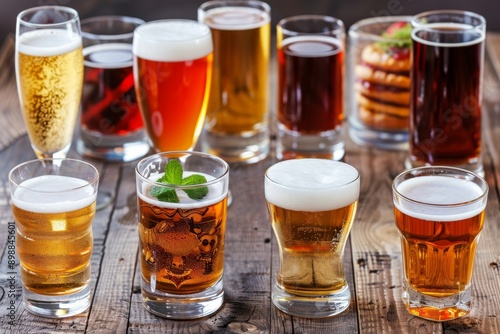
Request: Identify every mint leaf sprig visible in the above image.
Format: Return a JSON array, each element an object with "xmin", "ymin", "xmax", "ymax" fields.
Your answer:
[{"xmin": 150, "ymin": 159, "xmax": 208, "ymax": 203}]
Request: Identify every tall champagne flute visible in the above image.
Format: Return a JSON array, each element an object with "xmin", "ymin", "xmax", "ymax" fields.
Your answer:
[{"xmin": 15, "ymin": 6, "xmax": 84, "ymax": 159}]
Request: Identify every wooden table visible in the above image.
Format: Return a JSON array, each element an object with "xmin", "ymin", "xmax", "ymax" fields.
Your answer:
[{"xmin": 0, "ymin": 33, "xmax": 499, "ymax": 333}]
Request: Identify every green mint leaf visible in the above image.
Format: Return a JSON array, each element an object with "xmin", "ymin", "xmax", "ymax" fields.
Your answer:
[
  {"xmin": 165, "ymin": 159, "xmax": 183, "ymax": 184},
  {"xmin": 182, "ymin": 174, "xmax": 209, "ymax": 200},
  {"xmin": 150, "ymin": 185, "xmax": 179, "ymax": 203}
]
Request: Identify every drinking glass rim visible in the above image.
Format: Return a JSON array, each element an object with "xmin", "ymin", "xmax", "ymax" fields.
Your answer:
[
  {"xmin": 8, "ymin": 158, "xmax": 99, "ymax": 193},
  {"xmin": 348, "ymin": 15, "xmax": 412, "ymax": 43},
  {"xmin": 81, "ymin": 15, "xmax": 145, "ymax": 41},
  {"xmin": 199, "ymin": 0, "xmax": 271, "ymax": 13},
  {"xmin": 411, "ymin": 9, "xmax": 486, "ymax": 31},
  {"xmin": 133, "ymin": 19, "xmax": 212, "ymax": 43},
  {"xmin": 392, "ymin": 166, "xmax": 488, "ymax": 207},
  {"xmin": 136, "ymin": 151, "xmax": 230, "ymax": 189},
  {"xmin": 277, "ymin": 15, "xmax": 345, "ymax": 36},
  {"xmin": 17, "ymin": 5, "xmax": 80, "ymax": 28}
]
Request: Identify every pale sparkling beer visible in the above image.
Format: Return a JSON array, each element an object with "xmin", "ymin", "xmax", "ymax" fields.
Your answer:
[
  {"xmin": 11, "ymin": 175, "xmax": 96, "ymax": 295},
  {"xmin": 137, "ymin": 172, "xmax": 227, "ymax": 294},
  {"xmin": 200, "ymin": 5, "xmax": 270, "ymax": 135},
  {"xmin": 265, "ymin": 159, "xmax": 359, "ymax": 296},
  {"xmin": 16, "ymin": 29, "xmax": 83, "ymax": 156},
  {"xmin": 393, "ymin": 174, "xmax": 486, "ymax": 319},
  {"xmin": 133, "ymin": 20, "xmax": 213, "ymax": 152}
]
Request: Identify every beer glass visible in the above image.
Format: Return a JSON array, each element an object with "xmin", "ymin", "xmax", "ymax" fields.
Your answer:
[
  {"xmin": 392, "ymin": 166, "xmax": 488, "ymax": 321},
  {"xmin": 133, "ymin": 20, "xmax": 213, "ymax": 153},
  {"xmin": 9, "ymin": 158, "xmax": 99, "ymax": 318},
  {"xmin": 198, "ymin": 0, "xmax": 271, "ymax": 164},
  {"xmin": 265, "ymin": 159, "xmax": 360, "ymax": 317},
  {"xmin": 407, "ymin": 11, "xmax": 486, "ymax": 176},
  {"xmin": 348, "ymin": 16, "xmax": 412, "ymax": 150},
  {"xmin": 15, "ymin": 6, "xmax": 83, "ymax": 159},
  {"xmin": 135, "ymin": 151, "xmax": 229, "ymax": 319},
  {"xmin": 77, "ymin": 16, "xmax": 150, "ymax": 162},
  {"xmin": 276, "ymin": 16, "xmax": 345, "ymax": 160}
]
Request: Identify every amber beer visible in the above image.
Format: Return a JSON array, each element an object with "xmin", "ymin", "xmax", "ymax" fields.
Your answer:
[
  {"xmin": 278, "ymin": 35, "xmax": 344, "ymax": 133},
  {"xmin": 16, "ymin": 29, "xmax": 83, "ymax": 157},
  {"xmin": 409, "ymin": 12, "xmax": 485, "ymax": 174},
  {"xmin": 133, "ymin": 20, "xmax": 213, "ymax": 152},
  {"xmin": 393, "ymin": 167, "xmax": 488, "ymax": 321},
  {"xmin": 265, "ymin": 159, "xmax": 359, "ymax": 317},
  {"xmin": 11, "ymin": 174, "xmax": 96, "ymax": 295}
]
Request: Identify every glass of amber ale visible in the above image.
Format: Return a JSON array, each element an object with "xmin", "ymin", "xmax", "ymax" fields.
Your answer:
[
  {"xmin": 133, "ymin": 20, "xmax": 213, "ymax": 153},
  {"xmin": 408, "ymin": 11, "xmax": 486, "ymax": 176},
  {"xmin": 392, "ymin": 166, "xmax": 488, "ymax": 321},
  {"xmin": 15, "ymin": 6, "xmax": 83, "ymax": 159},
  {"xmin": 78, "ymin": 16, "xmax": 150, "ymax": 162},
  {"xmin": 265, "ymin": 159, "xmax": 360, "ymax": 317},
  {"xmin": 9, "ymin": 158, "xmax": 99, "ymax": 318},
  {"xmin": 135, "ymin": 151, "xmax": 229, "ymax": 319},
  {"xmin": 276, "ymin": 16, "xmax": 345, "ymax": 160},
  {"xmin": 198, "ymin": 0, "xmax": 271, "ymax": 163}
]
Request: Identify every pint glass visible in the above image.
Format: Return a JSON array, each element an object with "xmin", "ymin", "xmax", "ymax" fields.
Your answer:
[
  {"xmin": 408, "ymin": 11, "xmax": 486, "ymax": 175},
  {"xmin": 198, "ymin": 0, "xmax": 271, "ymax": 163},
  {"xmin": 9, "ymin": 158, "xmax": 99, "ymax": 318},
  {"xmin": 135, "ymin": 151, "xmax": 229, "ymax": 319},
  {"xmin": 78, "ymin": 16, "xmax": 150, "ymax": 162},
  {"xmin": 276, "ymin": 15, "xmax": 346, "ymax": 160},
  {"xmin": 265, "ymin": 159, "xmax": 360, "ymax": 317},
  {"xmin": 392, "ymin": 166, "xmax": 488, "ymax": 321},
  {"xmin": 133, "ymin": 20, "xmax": 213, "ymax": 152}
]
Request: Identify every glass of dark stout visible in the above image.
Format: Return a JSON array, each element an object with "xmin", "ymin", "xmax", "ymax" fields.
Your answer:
[
  {"xmin": 77, "ymin": 16, "xmax": 150, "ymax": 162},
  {"xmin": 407, "ymin": 10, "xmax": 486, "ymax": 176}
]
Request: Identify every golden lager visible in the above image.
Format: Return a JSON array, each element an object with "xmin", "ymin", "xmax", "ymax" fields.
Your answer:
[
  {"xmin": 16, "ymin": 29, "xmax": 83, "ymax": 157},
  {"xmin": 265, "ymin": 158, "xmax": 360, "ymax": 317},
  {"xmin": 393, "ymin": 168, "xmax": 487, "ymax": 321},
  {"xmin": 11, "ymin": 175, "xmax": 96, "ymax": 295},
  {"xmin": 133, "ymin": 20, "xmax": 213, "ymax": 152}
]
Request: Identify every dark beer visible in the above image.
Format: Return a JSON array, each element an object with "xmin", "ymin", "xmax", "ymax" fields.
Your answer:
[
  {"xmin": 409, "ymin": 24, "xmax": 484, "ymax": 167},
  {"xmin": 278, "ymin": 36, "xmax": 344, "ymax": 133}
]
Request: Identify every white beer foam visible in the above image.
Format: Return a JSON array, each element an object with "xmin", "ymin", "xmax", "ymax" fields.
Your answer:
[
  {"xmin": 133, "ymin": 20, "xmax": 213, "ymax": 62},
  {"xmin": 412, "ymin": 23, "xmax": 485, "ymax": 48},
  {"xmin": 17, "ymin": 29, "xmax": 82, "ymax": 57},
  {"xmin": 281, "ymin": 36, "xmax": 343, "ymax": 57},
  {"xmin": 138, "ymin": 171, "xmax": 227, "ymax": 209},
  {"xmin": 84, "ymin": 43, "xmax": 133, "ymax": 69},
  {"xmin": 265, "ymin": 159, "xmax": 360, "ymax": 212},
  {"xmin": 202, "ymin": 7, "xmax": 270, "ymax": 31},
  {"xmin": 12, "ymin": 175, "xmax": 96, "ymax": 213},
  {"xmin": 394, "ymin": 175, "xmax": 486, "ymax": 222}
]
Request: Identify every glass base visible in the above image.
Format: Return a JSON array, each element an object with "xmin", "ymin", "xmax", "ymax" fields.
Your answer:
[
  {"xmin": 77, "ymin": 130, "xmax": 150, "ymax": 162},
  {"xmin": 201, "ymin": 128, "xmax": 269, "ymax": 164},
  {"xmin": 272, "ymin": 283, "xmax": 351, "ymax": 318},
  {"xmin": 141, "ymin": 276, "xmax": 224, "ymax": 319},
  {"xmin": 349, "ymin": 120, "xmax": 408, "ymax": 151},
  {"xmin": 277, "ymin": 124, "xmax": 345, "ymax": 161},
  {"xmin": 402, "ymin": 280, "xmax": 472, "ymax": 321},
  {"xmin": 404, "ymin": 156, "xmax": 484, "ymax": 177},
  {"xmin": 22, "ymin": 285, "xmax": 91, "ymax": 318}
]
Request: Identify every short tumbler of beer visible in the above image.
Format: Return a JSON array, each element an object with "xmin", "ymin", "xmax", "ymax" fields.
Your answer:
[
  {"xmin": 276, "ymin": 15, "xmax": 345, "ymax": 160},
  {"xmin": 265, "ymin": 159, "xmax": 360, "ymax": 317},
  {"xmin": 135, "ymin": 151, "xmax": 229, "ymax": 319},
  {"xmin": 408, "ymin": 11, "xmax": 486, "ymax": 176},
  {"xmin": 392, "ymin": 166, "xmax": 488, "ymax": 321},
  {"xmin": 9, "ymin": 158, "xmax": 99, "ymax": 318},
  {"xmin": 78, "ymin": 15, "xmax": 150, "ymax": 162},
  {"xmin": 198, "ymin": 0, "xmax": 271, "ymax": 164}
]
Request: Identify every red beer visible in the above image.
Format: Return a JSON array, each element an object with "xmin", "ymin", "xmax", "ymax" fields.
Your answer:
[{"xmin": 278, "ymin": 36, "xmax": 344, "ymax": 133}]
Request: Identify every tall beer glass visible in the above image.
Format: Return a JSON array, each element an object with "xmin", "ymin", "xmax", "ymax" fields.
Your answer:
[
  {"xmin": 135, "ymin": 151, "xmax": 229, "ymax": 319},
  {"xmin": 9, "ymin": 158, "xmax": 99, "ymax": 318},
  {"xmin": 15, "ymin": 6, "xmax": 84, "ymax": 159},
  {"xmin": 133, "ymin": 20, "xmax": 213, "ymax": 152},
  {"xmin": 392, "ymin": 166, "xmax": 488, "ymax": 321},
  {"xmin": 198, "ymin": 0, "xmax": 271, "ymax": 164},
  {"xmin": 265, "ymin": 159, "xmax": 360, "ymax": 317},
  {"xmin": 276, "ymin": 15, "xmax": 345, "ymax": 160},
  {"xmin": 408, "ymin": 11, "xmax": 485, "ymax": 176}
]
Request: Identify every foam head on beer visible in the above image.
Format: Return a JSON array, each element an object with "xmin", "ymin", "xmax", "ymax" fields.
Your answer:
[
  {"xmin": 133, "ymin": 20, "xmax": 213, "ymax": 62},
  {"xmin": 17, "ymin": 29, "xmax": 82, "ymax": 57},
  {"xmin": 265, "ymin": 159, "xmax": 360, "ymax": 212}
]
